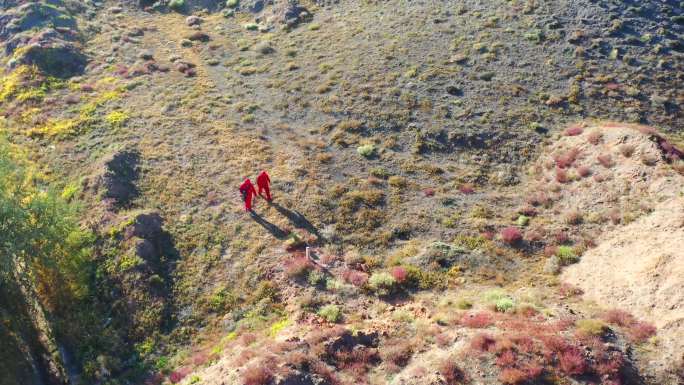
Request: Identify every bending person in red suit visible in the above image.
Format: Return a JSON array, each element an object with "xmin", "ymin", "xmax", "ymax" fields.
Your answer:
[
  {"xmin": 256, "ymin": 170, "xmax": 272, "ymax": 202},
  {"xmin": 239, "ymin": 178, "xmax": 257, "ymax": 211}
]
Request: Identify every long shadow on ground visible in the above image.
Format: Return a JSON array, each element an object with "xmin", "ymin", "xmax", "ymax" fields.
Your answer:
[
  {"xmin": 250, "ymin": 211, "xmax": 288, "ymax": 239},
  {"xmin": 270, "ymin": 202, "xmax": 321, "ymax": 238}
]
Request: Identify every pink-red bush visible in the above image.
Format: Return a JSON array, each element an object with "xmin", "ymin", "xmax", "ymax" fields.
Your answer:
[
  {"xmin": 587, "ymin": 130, "xmax": 602, "ymax": 145},
  {"xmin": 558, "ymin": 346, "xmax": 588, "ymax": 376},
  {"xmin": 461, "ymin": 312, "xmax": 494, "ymax": 328},
  {"xmin": 168, "ymin": 368, "xmax": 190, "ymax": 384},
  {"xmin": 564, "ymin": 126, "xmax": 584, "ymax": 136},
  {"xmin": 341, "ymin": 269, "xmax": 368, "ymax": 287},
  {"xmin": 555, "ymin": 167, "xmax": 569, "ymax": 183},
  {"xmin": 439, "ymin": 359, "xmax": 469, "ymax": 385},
  {"xmin": 500, "ymin": 227, "xmax": 523, "ymax": 245},
  {"xmin": 242, "ymin": 365, "xmax": 274, "ymax": 385},
  {"xmin": 602, "ymin": 309, "xmax": 635, "ymax": 327},
  {"xmin": 495, "ymin": 350, "xmax": 516, "ymax": 368},
  {"xmin": 499, "ymin": 365, "xmax": 542, "ymax": 385},
  {"xmin": 459, "ymin": 184, "xmax": 475, "ymax": 194},
  {"xmin": 628, "ymin": 322, "xmax": 656, "ymax": 343},
  {"xmin": 470, "ymin": 333, "xmax": 497, "ymax": 352},
  {"xmin": 285, "ymin": 255, "xmax": 313, "ymax": 279},
  {"xmin": 597, "ymin": 153, "xmax": 614, "ymax": 168},
  {"xmin": 577, "ymin": 166, "xmax": 591, "ymax": 177},
  {"xmin": 391, "ymin": 266, "xmax": 408, "ymax": 283},
  {"xmin": 554, "ymin": 148, "xmax": 580, "ymax": 168}
]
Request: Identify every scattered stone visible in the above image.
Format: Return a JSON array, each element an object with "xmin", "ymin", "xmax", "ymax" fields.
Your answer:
[
  {"xmin": 253, "ymin": 41, "xmax": 274, "ymax": 54},
  {"xmin": 186, "ymin": 15, "xmax": 201, "ymax": 26},
  {"xmin": 187, "ymin": 31, "xmax": 210, "ymax": 42},
  {"xmin": 108, "ymin": 6, "xmax": 123, "ymax": 14},
  {"xmin": 138, "ymin": 50, "xmax": 154, "ymax": 60},
  {"xmin": 446, "ymin": 85, "xmax": 462, "ymax": 96},
  {"xmin": 544, "ymin": 255, "xmax": 562, "ymax": 274}
]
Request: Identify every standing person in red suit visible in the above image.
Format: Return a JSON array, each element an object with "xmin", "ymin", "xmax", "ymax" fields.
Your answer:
[
  {"xmin": 239, "ymin": 178, "xmax": 257, "ymax": 211},
  {"xmin": 256, "ymin": 170, "xmax": 272, "ymax": 202}
]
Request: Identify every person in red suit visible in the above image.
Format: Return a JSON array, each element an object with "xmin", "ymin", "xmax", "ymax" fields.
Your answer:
[
  {"xmin": 256, "ymin": 170, "xmax": 272, "ymax": 202},
  {"xmin": 239, "ymin": 178, "xmax": 257, "ymax": 211}
]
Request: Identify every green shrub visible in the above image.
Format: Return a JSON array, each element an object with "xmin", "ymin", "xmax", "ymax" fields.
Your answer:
[
  {"xmin": 556, "ymin": 245, "xmax": 578, "ymax": 265},
  {"xmin": 318, "ymin": 304, "xmax": 341, "ymax": 323},
  {"xmin": 516, "ymin": 215, "xmax": 530, "ymax": 226},
  {"xmin": 455, "ymin": 298, "xmax": 473, "ymax": 310},
  {"xmin": 576, "ymin": 319, "xmax": 607, "ymax": 336},
  {"xmin": 388, "ymin": 176, "xmax": 407, "ymax": 188},
  {"xmin": 495, "ymin": 297, "xmax": 515, "ymax": 313},
  {"xmin": 226, "ymin": 0, "xmax": 239, "ymax": 8},
  {"xmin": 368, "ymin": 272, "xmax": 396, "ymax": 296},
  {"xmin": 244, "ymin": 23, "xmax": 259, "ymax": 31},
  {"xmin": 370, "ymin": 167, "xmax": 390, "ymax": 179},
  {"xmin": 357, "ymin": 144, "xmax": 376, "ymax": 158},
  {"xmin": 307, "ymin": 270, "xmax": 325, "ymax": 286},
  {"xmin": 168, "ymin": 0, "xmax": 185, "ymax": 11}
]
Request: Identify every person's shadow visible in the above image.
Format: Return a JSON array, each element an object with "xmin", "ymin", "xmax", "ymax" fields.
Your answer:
[
  {"xmin": 249, "ymin": 211, "xmax": 288, "ymax": 239},
  {"xmin": 270, "ymin": 201, "xmax": 321, "ymax": 238}
]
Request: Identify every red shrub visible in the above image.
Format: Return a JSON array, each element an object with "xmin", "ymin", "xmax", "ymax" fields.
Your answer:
[
  {"xmin": 539, "ymin": 335, "xmax": 570, "ymax": 355},
  {"xmin": 495, "ymin": 350, "xmax": 516, "ymax": 368},
  {"xmin": 499, "ymin": 368, "xmax": 531, "ymax": 385},
  {"xmin": 587, "ymin": 130, "xmax": 602, "ymax": 145},
  {"xmin": 470, "ymin": 333, "xmax": 497, "ymax": 352},
  {"xmin": 555, "ymin": 167, "xmax": 569, "ymax": 183},
  {"xmin": 558, "ymin": 282, "xmax": 584, "ymax": 297},
  {"xmin": 627, "ymin": 322, "xmax": 656, "ymax": 343},
  {"xmin": 459, "ymin": 184, "xmax": 475, "ymax": 194},
  {"xmin": 518, "ymin": 205, "xmax": 537, "ymax": 216},
  {"xmin": 242, "ymin": 365, "xmax": 274, "ymax": 385},
  {"xmin": 435, "ymin": 332, "xmax": 452, "ymax": 348},
  {"xmin": 284, "ymin": 255, "xmax": 313, "ymax": 279},
  {"xmin": 564, "ymin": 126, "xmax": 584, "ymax": 136},
  {"xmin": 597, "ymin": 153, "xmax": 614, "ymax": 168},
  {"xmin": 191, "ymin": 351, "xmax": 209, "ymax": 366},
  {"xmin": 602, "ymin": 309, "xmax": 635, "ymax": 327},
  {"xmin": 423, "ymin": 188, "xmax": 435, "ymax": 197},
  {"xmin": 168, "ymin": 368, "xmax": 190, "ymax": 384},
  {"xmin": 439, "ymin": 359, "xmax": 469, "ymax": 385},
  {"xmin": 500, "ymin": 227, "xmax": 523, "ymax": 245},
  {"xmin": 461, "ymin": 312, "xmax": 494, "ymax": 328},
  {"xmin": 310, "ymin": 361, "xmax": 340, "ymax": 385},
  {"xmin": 554, "ymin": 231, "xmax": 570, "ymax": 245},
  {"xmin": 558, "ymin": 346, "xmax": 588, "ymax": 376},
  {"xmin": 526, "ymin": 191, "xmax": 550, "ymax": 207},
  {"xmin": 391, "ymin": 266, "xmax": 408, "ymax": 283},
  {"xmin": 554, "ymin": 148, "xmax": 580, "ymax": 168},
  {"xmin": 240, "ymin": 333, "xmax": 258, "ymax": 346},
  {"xmin": 511, "ymin": 335, "xmax": 535, "ymax": 353},
  {"xmin": 595, "ymin": 351, "xmax": 625, "ymax": 377},
  {"xmin": 577, "ymin": 165, "xmax": 591, "ymax": 177},
  {"xmin": 341, "ymin": 269, "xmax": 368, "ymax": 287}
]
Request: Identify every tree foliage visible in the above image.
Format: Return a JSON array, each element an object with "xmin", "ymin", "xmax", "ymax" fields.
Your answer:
[{"xmin": 0, "ymin": 136, "xmax": 93, "ymax": 307}]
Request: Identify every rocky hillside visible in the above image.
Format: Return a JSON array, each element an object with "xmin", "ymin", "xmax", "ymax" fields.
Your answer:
[{"xmin": 0, "ymin": 1, "xmax": 683, "ymax": 385}]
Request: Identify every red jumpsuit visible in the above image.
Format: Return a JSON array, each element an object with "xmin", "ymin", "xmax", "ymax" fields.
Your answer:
[
  {"xmin": 239, "ymin": 178, "xmax": 257, "ymax": 211},
  {"xmin": 256, "ymin": 170, "xmax": 272, "ymax": 201}
]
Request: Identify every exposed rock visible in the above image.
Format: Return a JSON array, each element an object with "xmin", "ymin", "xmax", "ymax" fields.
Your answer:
[
  {"xmin": 187, "ymin": 31, "xmax": 210, "ymax": 42},
  {"xmin": 253, "ymin": 41, "xmax": 274, "ymax": 54},
  {"xmin": 186, "ymin": 15, "xmax": 202, "ymax": 26},
  {"xmin": 325, "ymin": 330, "xmax": 378, "ymax": 355},
  {"xmin": 405, "ymin": 242, "xmax": 467, "ymax": 271}
]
